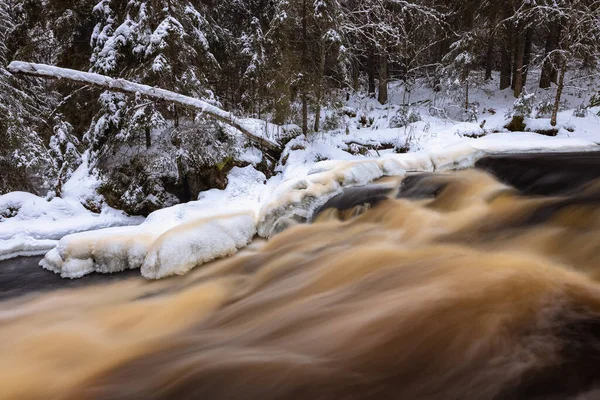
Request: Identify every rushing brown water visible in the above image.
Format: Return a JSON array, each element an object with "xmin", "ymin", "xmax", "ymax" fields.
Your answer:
[{"xmin": 1, "ymin": 154, "xmax": 600, "ymax": 400}]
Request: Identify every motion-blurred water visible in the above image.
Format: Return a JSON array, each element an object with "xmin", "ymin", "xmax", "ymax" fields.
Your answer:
[{"xmin": 1, "ymin": 152, "xmax": 599, "ymax": 400}]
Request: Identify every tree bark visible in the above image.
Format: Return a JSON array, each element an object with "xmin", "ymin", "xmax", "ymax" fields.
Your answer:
[
  {"xmin": 465, "ymin": 80, "xmax": 469, "ymax": 112},
  {"xmin": 551, "ymin": 26, "xmax": 562, "ymax": 84},
  {"xmin": 512, "ymin": 28, "xmax": 525, "ymax": 97},
  {"xmin": 145, "ymin": 126, "xmax": 151, "ymax": 149},
  {"xmin": 351, "ymin": 58, "xmax": 360, "ymax": 92},
  {"xmin": 551, "ymin": 56, "xmax": 567, "ymax": 127},
  {"xmin": 301, "ymin": 0, "xmax": 309, "ymax": 136},
  {"xmin": 313, "ymin": 44, "xmax": 326, "ymax": 132},
  {"xmin": 500, "ymin": 6, "xmax": 513, "ymax": 90},
  {"xmin": 485, "ymin": 37, "xmax": 494, "ymax": 81},
  {"xmin": 377, "ymin": 52, "xmax": 388, "ymax": 105},
  {"xmin": 511, "ymin": 33, "xmax": 518, "ymax": 91},
  {"xmin": 367, "ymin": 52, "xmax": 376, "ymax": 97},
  {"xmin": 463, "ymin": 68, "xmax": 470, "ymax": 112},
  {"xmin": 7, "ymin": 61, "xmax": 281, "ymax": 156},
  {"xmin": 540, "ymin": 25, "xmax": 559, "ymax": 89},
  {"xmin": 313, "ymin": 100, "xmax": 321, "ymax": 133},
  {"xmin": 500, "ymin": 44, "xmax": 512, "ymax": 89},
  {"xmin": 521, "ymin": 27, "xmax": 533, "ymax": 86}
]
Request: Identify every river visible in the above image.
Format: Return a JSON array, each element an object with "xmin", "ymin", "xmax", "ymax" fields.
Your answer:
[{"xmin": 0, "ymin": 152, "xmax": 599, "ymax": 399}]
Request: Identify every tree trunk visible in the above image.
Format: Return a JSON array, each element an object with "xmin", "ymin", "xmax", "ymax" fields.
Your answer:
[
  {"xmin": 464, "ymin": 68, "xmax": 470, "ymax": 112},
  {"xmin": 550, "ymin": 64, "xmax": 558, "ymax": 84},
  {"xmin": 465, "ymin": 80, "xmax": 469, "ymax": 112},
  {"xmin": 367, "ymin": 52, "xmax": 376, "ymax": 97},
  {"xmin": 551, "ymin": 26, "xmax": 562, "ymax": 84},
  {"xmin": 500, "ymin": 6, "xmax": 513, "ymax": 90},
  {"xmin": 485, "ymin": 34, "xmax": 495, "ymax": 80},
  {"xmin": 513, "ymin": 28, "xmax": 525, "ymax": 97},
  {"xmin": 377, "ymin": 53, "xmax": 388, "ymax": 105},
  {"xmin": 521, "ymin": 27, "xmax": 533, "ymax": 86},
  {"xmin": 513, "ymin": 33, "xmax": 525, "ymax": 97},
  {"xmin": 551, "ymin": 57, "xmax": 567, "ymax": 127},
  {"xmin": 313, "ymin": 44, "xmax": 326, "ymax": 132},
  {"xmin": 511, "ymin": 33, "xmax": 517, "ymax": 91},
  {"xmin": 301, "ymin": 0, "xmax": 309, "ymax": 136},
  {"xmin": 352, "ymin": 58, "xmax": 360, "ymax": 92},
  {"xmin": 500, "ymin": 44, "xmax": 512, "ymax": 89},
  {"xmin": 145, "ymin": 126, "xmax": 151, "ymax": 149},
  {"xmin": 540, "ymin": 25, "xmax": 559, "ymax": 89},
  {"xmin": 301, "ymin": 94, "xmax": 308, "ymax": 136},
  {"xmin": 313, "ymin": 100, "xmax": 321, "ymax": 133}
]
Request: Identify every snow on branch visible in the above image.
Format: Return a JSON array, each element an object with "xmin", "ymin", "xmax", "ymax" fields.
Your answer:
[{"xmin": 7, "ymin": 61, "xmax": 281, "ymax": 154}]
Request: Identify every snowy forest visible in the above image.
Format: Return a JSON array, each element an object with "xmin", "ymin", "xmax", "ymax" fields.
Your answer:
[{"xmin": 2, "ymin": 0, "xmax": 600, "ymax": 216}]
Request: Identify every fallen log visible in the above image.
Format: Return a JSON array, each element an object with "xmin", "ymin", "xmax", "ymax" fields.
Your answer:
[{"xmin": 7, "ymin": 61, "xmax": 282, "ymax": 158}]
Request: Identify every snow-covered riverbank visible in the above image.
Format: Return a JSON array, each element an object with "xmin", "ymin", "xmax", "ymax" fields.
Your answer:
[{"xmin": 35, "ymin": 132, "xmax": 599, "ymax": 280}]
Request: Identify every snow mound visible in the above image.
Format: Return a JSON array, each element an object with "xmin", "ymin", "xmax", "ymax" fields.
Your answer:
[
  {"xmin": 141, "ymin": 212, "xmax": 255, "ymax": 279},
  {"xmin": 60, "ymin": 152, "xmax": 103, "ymax": 205}
]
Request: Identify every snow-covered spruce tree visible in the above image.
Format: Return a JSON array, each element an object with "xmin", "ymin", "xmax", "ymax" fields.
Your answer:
[
  {"xmin": 87, "ymin": 0, "xmax": 220, "ymax": 148},
  {"xmin": 48, "ymin": 118, "xmax": 82, "ymax": 197},
  {"xmin": 84, "ymin": 1, "xmax": 245, "ymax": 213},
  {"xmin": 0, "ymin": 0, "xmax": 59, "ymax": 194},
  {"xmin": 240, "ymin": 17, "xmax": 269, "ymax": 118},
  {"xmin": 208, "ymin": 0, "xmax": 273, "ymax": 115},
  {"xmin": 341, "ymin": 0, "xmax": 396, "ymax": 103},
  {"xmin": 311, "ymin": 0, "xmax": 346, "ymax": 132}
]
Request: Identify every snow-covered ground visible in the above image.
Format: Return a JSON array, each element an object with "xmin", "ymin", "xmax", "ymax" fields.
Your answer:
[
  {"xmin": 3, "ymin": 74, "xmax": 600, "ymax": 278},
  {"xmin": 0, "ymin": 155, "xmax": 145, "ymax": 261},
  {"xmin": 0, "ymin": 191, "xmax": 143, "ymax": 261}
]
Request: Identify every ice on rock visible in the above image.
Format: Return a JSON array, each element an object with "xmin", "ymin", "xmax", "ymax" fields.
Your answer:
[
  {"xmin": 0, "ymin": 237, "xmax": 60, "ymax": 261},
  {"xmin": 141, "ymin": 212, "xmax": 256, "ymax": 279},
  {"xmin": 40, "ymin": 211, "xmax": 257, "ymax": 280},
  {"xmin": 257, "ymin": 159, "xmax": 406, "ymax": 238},
  {"xmin": 39, "ymin": 226, "xmax": 155, "ymax": 278},
  {"xmin": 380, "ymin": 152, "xmax": 434, "ymax": 173},
  {"xmin": 258, "ymin": 133, "xmax": 598, "ymax": 238}
]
